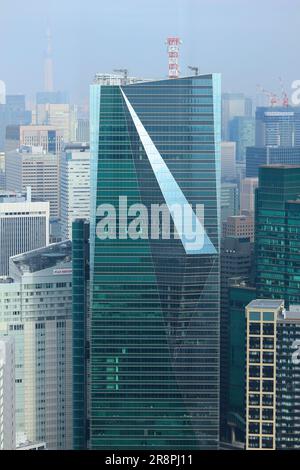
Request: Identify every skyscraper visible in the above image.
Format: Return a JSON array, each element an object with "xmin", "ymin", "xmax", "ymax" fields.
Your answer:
[
  {"xmin": 60, "ymin": 143, "xmax": 90, "ymax": 240},
  {"xmin": 0, "ymin": 191, "xmax": 49, "ymax": 276},
  {"xmin": 229, "ymin": 116, "xmax": 255, "ymax": 163},
  {"xmin": 0, "ymin": 241, "xmax": 73, "ymax": 449},
  {"xmin": 6, "ymin": 146, "xmax": 59, "ymax": 218},
  {"xmin": 255, "ymin": 165, "xmax": 300, "ymax": 306},
  {"xmin": 222, "ymin": 93, "xmax": 252, "ymax": 141},
  {"xmin": 255, "ymin": 106, "xmax": 300, "ymax": 147},
  {"xmin": 86, "ymin": 74, "xmax": 221, "ymax": 449},
  {"xmin": 245, "ymin": 299, "xmax": 300, "ymax": 450},
  {"xmin": 221, "ymin": 141, "xmax": 236, "ymax": 180}
]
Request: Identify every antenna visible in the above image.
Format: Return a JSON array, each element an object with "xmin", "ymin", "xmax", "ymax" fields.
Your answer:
[
  {"xmin": 188, "ymin": 66, "xmax": 199, "ymax": 76},
  {"xmin": 166, "ymin": 37, "xmax": 182, "ymax": 79}
]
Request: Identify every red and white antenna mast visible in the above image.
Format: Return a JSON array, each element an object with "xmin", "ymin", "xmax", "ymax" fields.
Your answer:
[{"xmin": 166, "ymin": 37, "xmax": 182, "ymax": 79}]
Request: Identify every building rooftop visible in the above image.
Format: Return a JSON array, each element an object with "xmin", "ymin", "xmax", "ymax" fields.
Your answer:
[
  {"xmin": 10, "ymin": 241, "xmax": 72, "ymax": 275},
  {"xmin": 246, "ymin": 299, "xmax": 284, "ymax": 310}
]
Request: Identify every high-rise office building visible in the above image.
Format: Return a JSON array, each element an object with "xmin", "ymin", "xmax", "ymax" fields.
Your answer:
[
  {"xmin": 220, "ymin": 237, "xmax": 254, "ymax": 439},
  {"xmin": 0, "ymin": 241, "xmax": 73, "ymax": 449},
  {"xmin": 221, "ymin": 182, "xmax": 239, "ymax": 226},
  {"xmin": 20, "ymin": 125, "xmax": 64, "ymax": 154},
  {"xmin": 0, "ymin": 191, "xmax": 49, "ymax": 275},
  {"xmin": 85, "ymin": 74, "xmax": 221, "ymax": 449},
  {"xmin": 76, "ymin": 118, "xmax": 89, "ymax": 143},
  {"xmin": 229, "ymin": 116, "xmax": 255, "ymax": 163},
  {"xmin": 245, "ymin": 299, "xmax": 300, "ymax": 450},
  {"xmin": 240, "ymin": 177, "xmax": 258, "ymax": 214},
  {"xmin": 0, "ymin": 95, "xmax": 31, "ymax": 152},
  {"xmin": 255, "ymin": 106, "xmax": 300, "ymax": 147},
  {"xmin": 5, "ymin": 146, "xmax": 59, "ymax": 218},
  {"xmin": 246, "ymin": 146, "xmax": 300, "ymax": 177},
  {"xmin": 60, "ymin": 143, "xmax": 90, "ymax": 240},
  {"xmin": 227, "ymin": 282, "xmax": 256, "ymax": 446},
  {"xmin": 0, "ymin": 336, "xmax": 15, "ymax": 450},
  {"xmin": 255, "ymin": 165, "xmax": 300, "ymax": 306},
  {"xmin": 221, "ymin": 141, "xmax": 236, "ymax": 180},
  {"xmin": 36, "ymin": 103, "xmax": 77, "ymax": 143},
  {"xmin": 222, "ymin": 93, "xmax": 252, "ymax": 141},
  {"xmin": 72, "ymin": 219, "xmax": 90, "ymax": 450}
]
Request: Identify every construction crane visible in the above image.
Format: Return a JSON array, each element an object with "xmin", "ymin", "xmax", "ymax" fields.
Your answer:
[
  {"xmin": 257, "ymin": 84, "xmax": 279, "ymax": 107},
  {"xmin": 278, "ymin": 77, "xmax": 289, "ymax": 107},
  {"xmin": 188, "ymin": 66, "xmax": 199, "ymax": 76},
  {"xmin": 113, "ymin": 68, "xmax": 128, "ymax": 85}
]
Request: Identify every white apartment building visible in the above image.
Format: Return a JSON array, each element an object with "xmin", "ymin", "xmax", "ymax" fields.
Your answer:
[
  {"xmin": 0, "ymin": 336, "xmax": 15, "ymax": 450},
  {"xmin": 60, "ymin": 143, "xmax": 90, "ymax": 240},
  {"xmin": 0, "ymin": 241, "xmax": 72, "ymax": 449},
  {"xmin": 0, "ymin": 192, "xmax": 49, "ymax": 276},
  {"xmin": 5, "ymin": 146, "xmax": 59, "ymax": 218}
]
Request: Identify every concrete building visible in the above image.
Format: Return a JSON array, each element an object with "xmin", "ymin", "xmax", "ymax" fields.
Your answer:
[
  {"xmin": 60, "ymin": 143, "xmax": 90, "ymax": 240},
  {"xmin": 0, "ymin": 191, "xmax": 49, "ymax": 275},
  {"xmin": 240, "ymin": 177, "xmax": 258, "ymax": 214},
  {"xmin": 20, "ymin": 125, "xmax": 64, "ymax": 154},
  {"xmin": 36, "ymin": 103, "xmax": 77, "ymax": 143},
  {"xmin": 0, "ymin": 336, "xmax": 15, "ymax": 450},
  {"xmin": 223, "ymin": 214, "xmax": 254, "ymax": 241},
  {"xmin": 0, "ymin": 241, "xmax": 73, "ymax": 449},
  {"xmin": 245, "ymin": 299, "xmax": 300, "ymax": 450},
  {"xmin": 76, "ymin": 118, "xmax": 89, "ymax": 143},
  {"xmin": 221, "ymin": 183, "xmax": 239, "ymax": 226},
  {"xmin": 5, "ymin": 146, "xmax": 59, "ymax": 218},
  {"xmin": 221, "ymin": 141, "xmax": 236, "ymax": 180}
]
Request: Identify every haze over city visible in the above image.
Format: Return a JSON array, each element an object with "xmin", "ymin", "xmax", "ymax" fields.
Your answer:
[{"xmin": 1, "ymin": 0, "xmax": 299, "ymax": 103}]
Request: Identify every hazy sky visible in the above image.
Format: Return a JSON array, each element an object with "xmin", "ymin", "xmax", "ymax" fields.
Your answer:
[{"xmin": 0, "ymin": 0, "xmax": 299, "ymax": 104}]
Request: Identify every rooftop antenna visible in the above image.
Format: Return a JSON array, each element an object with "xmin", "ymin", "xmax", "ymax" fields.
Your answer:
[
  {"xmin": 188, "ymin": 66, "xmax": 199, "ymax": 76},
  {"xmin": 166, "ymin": 37, "xmax": 182, "ymax": 79}
]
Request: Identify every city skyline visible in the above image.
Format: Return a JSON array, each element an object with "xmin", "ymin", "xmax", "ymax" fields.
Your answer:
[{"xmin": 0, "ymin": 0, "xmax": 299, "ymax": 104}]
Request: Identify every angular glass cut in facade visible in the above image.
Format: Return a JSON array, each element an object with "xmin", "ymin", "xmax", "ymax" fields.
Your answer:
[{"xmin": 89, "ymin": 75, "xmax": 221, "ymax": 449}]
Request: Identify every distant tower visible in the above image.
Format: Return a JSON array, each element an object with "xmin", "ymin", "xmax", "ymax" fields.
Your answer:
[
  {"xmin": 166, "ymin": 37, "xmax": 182, "ymax": 79},
  {"xmin": 44, "ymin": 28, "xmax": 54, "ymax": 92}
]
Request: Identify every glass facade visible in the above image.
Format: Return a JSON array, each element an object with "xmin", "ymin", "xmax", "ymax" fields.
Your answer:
[
  {"xmin": 89, "ymin": 75, "xmax": 221, "ymax": 449},
  {"xmin": 255, "ymin": 166, "xmax": 300, "ymax": 307}
]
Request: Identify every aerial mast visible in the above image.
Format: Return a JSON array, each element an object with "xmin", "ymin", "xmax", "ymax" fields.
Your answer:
[{"xmin": 166, "ymin": 37, "xmax": 182, "ymax": 79}]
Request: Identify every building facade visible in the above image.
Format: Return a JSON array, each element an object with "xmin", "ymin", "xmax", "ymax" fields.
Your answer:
[
  {"xmin": 60, "ymin": 143, "xmax": 90, "ymax": 240},
  {"xmin": 87, "ymin": 74, "xmax": 221, "ymax": 449},
  {"xmin": 0, "ymin": 241, "xmax": 73, "ymax": 449},
  {"xmin": 5, "ymin": 146, "xmax": 59, "ymax": 218},
  {"xmin": 0, "ymin": 195, "xmax": 49, "ymax": 276},
  {"xmin": 255, "ymin": 165, "xmax": 300, "ymax": 307},
  {"xmin": 0, "ymin": 336, "xmax": 15, "ymax": 450},
  {"xmin": 245, "ymin": 299, "xmax": 300, "ymax": 450}
]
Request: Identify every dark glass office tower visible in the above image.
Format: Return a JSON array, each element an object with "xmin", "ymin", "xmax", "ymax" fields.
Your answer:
[
  {"xmin": 255, "ymin": 165, "xmax": 300, "ymax": 307},
  {"xmin": 88, "ymin": 75, "xmax": 221, "ymax": 449}
]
